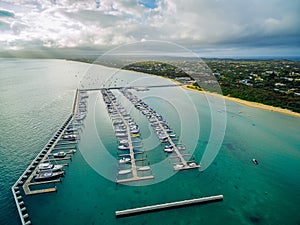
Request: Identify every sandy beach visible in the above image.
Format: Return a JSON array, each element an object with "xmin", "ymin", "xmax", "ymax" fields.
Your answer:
[{"xmin": 180, "ymin": 84, "xmax": 300, "ymax": 118}]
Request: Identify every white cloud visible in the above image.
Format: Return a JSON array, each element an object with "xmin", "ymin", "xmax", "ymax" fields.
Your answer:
[{"xmin": 0, "ymin": 0, "xmax": 299, "ymax": 52}]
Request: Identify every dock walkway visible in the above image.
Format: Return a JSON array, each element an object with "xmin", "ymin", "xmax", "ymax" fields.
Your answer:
[
  {"xmin": 11, "ymin": 89, "xmax": 85, "ymax": 225},
  {"xmin": 102, "ymin": 89, "xmax": 154, "ymax": 183},
  {"xmin": 121, "ymin": 89, "xmax": 200, "ymax": 171},
  {"xmin": 116, "ymin": 195, "xmax": 223, "ymax": 217}
]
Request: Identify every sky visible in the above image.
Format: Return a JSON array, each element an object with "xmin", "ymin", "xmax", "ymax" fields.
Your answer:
[{"xmin": 0, "ymin": 0, "xmax": 299, "ymax": 58}]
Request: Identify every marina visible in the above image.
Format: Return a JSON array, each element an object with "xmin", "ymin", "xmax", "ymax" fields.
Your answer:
[
  {"xmin": 120, "ymin": 89, "xmax": 200, "ymax": 171},
  {"xmin": 11, "ymin": 90, "xmax": 88, "ymax": 225},
  {"xmin": 101, "ymin": 89, "xmax": 154, "ymax": 183},
  {"xmin": 3, "ymin": 59, "xmax": 300, "ymax": 225}
]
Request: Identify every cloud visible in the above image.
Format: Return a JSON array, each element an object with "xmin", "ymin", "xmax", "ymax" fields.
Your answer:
[{"xmin": 0, "ymin": 0, "xmax": 299, "ymax": 55}]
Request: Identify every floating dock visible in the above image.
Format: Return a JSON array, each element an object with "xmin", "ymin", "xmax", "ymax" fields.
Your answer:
[
  {"xmin": 102, "ymin": 89, "xmax": 154, "ymax": 183},
  {"xmin": 11, "ymin": 89, "xmax": 86, "ymax": 225},
  {"xmin": 116, "ymin": 195, "xmax": 223, "ymax": 217},
  {"xmin": 121, "ymin": 89, "xmax": 200, "ymax": 171}
]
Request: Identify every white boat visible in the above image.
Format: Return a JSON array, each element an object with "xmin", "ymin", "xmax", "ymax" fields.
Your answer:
[
  {"xmin": 118, "ymin": 144, "xmax": 130, "ymax": 150},
  {"xmin": 63, "ymin": 134, "xmax": 77, "ymax": 140},
  {"xmin": 116, "ymin": 133, "xmax": 128, "ymax": 138},
  {"xmin": 130, "ymin": 128, "xmax": 140, "ymax": 134},
  {"xmin": 119, "ymin": 157, "xmax": 131, "ymax": 164},
  {"xmin": 52, "ymin": 151, "xmax": 67, "ymax": 158},
  {"xmin": 177, "ymin": 145, "xmax": 186, "ymax": 151},
  {"xmin": 118, "ymin": 169, "xmax": 132, "ymax": 175},
  {"xmin": 164, "ymin": 146, "xmax": 174, "ymax": 153},
  {"xmin": 174, "ymin": 164, "xmax": 184, "ymax": 170},
  {"xmin": 119, "ymin": 139, "xmax": 128, "ymax": 144},
  {"xmin": 137, "ymin": 166, "xmax": 151, "ymax": 171},
  {"xmin": 38, "ymin": 163, "xmax": 63, "ymax": 172},
  {"xmin": 252, "ymin": 158, "xmax": 259, "ymax": 165},
  {"xmin": 189, "ymin": 162, "xmax": 197, "ymax": 167},
  {"xmin": 68, "ymin": 149, "xmax": 76, "ymax": 154},
  {"xmin": 35, "ymin": 171, "xmax": 63, "ymax": 181}
]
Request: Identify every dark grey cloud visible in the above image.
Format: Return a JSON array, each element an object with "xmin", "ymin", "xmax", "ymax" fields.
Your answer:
[{"xmin": 0, "ymin": 0, "xmax": 299, "ymax": 56}]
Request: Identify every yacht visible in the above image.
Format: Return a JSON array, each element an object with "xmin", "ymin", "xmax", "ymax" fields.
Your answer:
[
  {"xmin": 118, "ymin": 144, "xmax": 130, "ymax": 150},
  {"xmin": 177, "ymin": 144, "xmax": 186, "ymax": 151},
  {"xmin": 137, "ymin": 166, "xmax": 151, "ymax": 171},
  {"xmin": 189, "ymin": 162, "xmax": 197, "ymax": 167},
  {"xmin": 164, "ymin": 146, "xmax": 174, "ymax": 153},
  {"xmin": 119, "ymin": 157, "xmax": 131, "ymax": 164},
  {"xmin": 118, "ymin": 169, "xmax": 132, "ymax": 175},
  {"xmin": 174, "ymin": 164, "xmax": 184, "ymax": 170},
  {"xmin": 38, "ymin": 163, "xmax": 63, "ymax": 172},
  {"xmin": 52, "ymin": 151, "xmax": 67, "ymax": 158},
  {"xmin": 119, "ymin": 139, "xmax": 128, "ymax": 144},
  {"xmin": 35, "ymin": 171, "xmax": 63, "ymax": 181}
]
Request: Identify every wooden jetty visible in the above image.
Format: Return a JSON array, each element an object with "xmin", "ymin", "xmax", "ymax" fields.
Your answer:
[{"xmin": 116, "ymin": 195, "xmax": 223, "ymax": 217}]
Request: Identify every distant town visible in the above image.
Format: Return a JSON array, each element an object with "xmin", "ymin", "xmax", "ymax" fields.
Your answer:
[{"xmin": 121, "ymin": 59, "xmax": 300, "ymax": 113}]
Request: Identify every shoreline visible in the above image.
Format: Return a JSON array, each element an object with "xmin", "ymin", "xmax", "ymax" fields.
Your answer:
[
  {"xmin": 181, "ymin": 84, "xmax": 300, "ymax": 118},
  {"xmin": 160, "ymin": 76, "xmax": 300, "ymax": 118}
]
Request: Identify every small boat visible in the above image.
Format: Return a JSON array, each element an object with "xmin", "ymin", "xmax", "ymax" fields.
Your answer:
[
  {"xmin": 118, "ymin": 144, "xmax": 130, "ymax": 150},
  {"xmin": 62, "ymin": 134, "xmax": 77, "ymax": 140},
  {"xmin": 137, "ymin": 166, "xmax": 151, "ymax": 171},
  {"xmin": 164, "ymin": 148, "xmax": 173, "ymax": 153},
  {"xmin": 52, "ymin": 151, "xmax": 67, "ymax": 158},
  {"xmin": 189, "ymin": 162, "xmax": 197, "ymax": 167},
  {"xmin": 38, "ymin": 163, "xmax": 63, "ymax": 172},
  {"xmin": 252, "ymin": 158, "xmax": 259, "ymax": 165},
  {"xmin": 174, "ymin": 164, "xmax": 184, "ymax": 170},
  {"xmin": 119, "ymin": 139, "xmax": 128, "ymax": 144},
  {"xmin": 177, "ymin": 145, "xmax": 186, "ymax": 151},
  {"xmin": 35, "ymin": 171, "xmax": 63, "ymax": 181},
  {"xmin": 169, "ymin": 134, "xmax": 176, "ymax": 138},
  {"xmin": 116, "ymin": 133, "xmax": 128, "ymax": 138},
  {"xmin": 130, "ymin": 129, "xmax": 140, "ymax": 134},
  {"xmin": 164, "ymin": 145, "xmax": 174, "ymax": 153},
  {"xmin": 119, "ymin": 157, "xmax": 131, "ymax": 164},
  {"xmin": 68, "ymin": 149, "xmax": 76, "ymax": 154},
  {"xmin": 118, "ymin": 169, "xmax": 132, "ymax": 175}
]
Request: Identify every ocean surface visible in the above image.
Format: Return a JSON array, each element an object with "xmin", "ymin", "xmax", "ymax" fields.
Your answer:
[{"xmin": 0, "ymin": 58, "xmax": 300, "ymax": 225}]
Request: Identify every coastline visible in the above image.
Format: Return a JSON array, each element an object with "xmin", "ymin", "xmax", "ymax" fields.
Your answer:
[
  {"xmin": 181, "ymin": 84, "xmax": 300, "ymax": 118},
  {"xmin": 159, "ymin": 76, "xmax": 300, "ymax": 118}
]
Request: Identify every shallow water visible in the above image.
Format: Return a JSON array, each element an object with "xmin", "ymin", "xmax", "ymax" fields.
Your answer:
[{"xmin": 1, "ymin": 59, "xmax": 300, "ymax": 225}]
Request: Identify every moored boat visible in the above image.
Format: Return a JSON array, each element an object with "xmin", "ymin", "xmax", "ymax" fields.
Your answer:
[
  {"xmin": 119, "ymin": 157, "xmax": 131, "ymax": 164},
  {"xmin": 118, "ymin": 169, "xmax": 132, "ymax": 175},
  {"xmin": 35, "ymin": 171, "xmax": 63, "ymax": 181},
  {"xmin": 52, "ymin": 151, "xmax": 67, "ymax": 158},
  {"xmin": 38, "ymin": 163, "xmax": 63, "ymax": 172},
  {"xmin": 137, "ymin": 166, "xmax": 151, "ymax": 171}
]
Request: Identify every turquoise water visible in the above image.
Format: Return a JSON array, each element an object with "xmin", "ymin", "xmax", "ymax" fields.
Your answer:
[{"xmin": 1, "ymin": 59, "xmax": 300, "ymax": 225}]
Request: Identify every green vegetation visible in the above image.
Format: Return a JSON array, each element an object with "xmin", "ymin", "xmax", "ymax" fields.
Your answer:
[
  {"xmin": 123, "ymin": 61, "xmax": 192, "ymax": 78},
  {"xmin": 206, "ymin": 59, "xmax": 300, "ymax": 112},
  {"xmin": 122, "ymin": 60, "xmax": 300, "ymax": 113}
]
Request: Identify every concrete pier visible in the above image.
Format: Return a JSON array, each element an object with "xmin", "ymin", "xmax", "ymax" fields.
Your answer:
[
  {"xmin": 102, "ymin": 89, "xmax": 154, "ymax": 183},
  {"xmin": 116, "ymin": 195, "xmax": 223, "ymax": 217},
  {"xmin": 12, "ymin": 89, "xmax": 85, "ymax": 225},
  {"xmin": 121, "ymin": 89, "xmax": 200, "ymax": 171}
]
